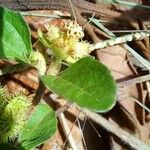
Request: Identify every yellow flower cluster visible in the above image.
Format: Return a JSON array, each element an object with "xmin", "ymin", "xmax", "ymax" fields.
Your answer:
[{"xmin": 38, "ymin": 21, "xmax": 94, "ymax": 63}]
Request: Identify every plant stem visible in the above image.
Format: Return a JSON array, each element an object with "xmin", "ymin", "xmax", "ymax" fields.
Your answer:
[
  {"xmin": 82, "ymin": 108, "xmax": 150, "ymax": 150},
  {"xmin": 33, "ymin": 80, "xmax": 46, "ymax": 106},
  {"xmin": 94, "ymin": 31, "xmax": 150, "ymax": 50},
  {"xmin": 0, "ymin": 63, "xmax": 29, "ymax": 76}
]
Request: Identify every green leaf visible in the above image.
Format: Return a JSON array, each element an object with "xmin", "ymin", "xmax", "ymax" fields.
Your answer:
[
  {"xmin": 41, "ymin": 57, "xmax": 117, "ymax": 112},
  {"xmin": 0, "ymin": 7, "xmax": 32, "ymax": 63},
  {"xmin": 18, "ymin": 104, "xmax": 57, "ymax": 150}
]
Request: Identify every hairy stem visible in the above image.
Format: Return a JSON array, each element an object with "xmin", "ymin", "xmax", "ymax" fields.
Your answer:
[{"xmin": 33, "ymin": 80, "xmax": 46, "ymax": 106}]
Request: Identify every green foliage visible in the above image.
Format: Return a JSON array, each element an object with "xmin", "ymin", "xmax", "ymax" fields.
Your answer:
[
  {"xmin": 18, "ymin": 104, "xmax": 57, "ymax": 150},
  {"xmin": 0, "ymin": 6, "xmax": 117, "ymax": 149},
  {"xmin": 0, "ymin": 7, "xmax": 32, "ymax": 63},
  {"xmin": 41, "ymin": 57, "xmax": 117, "ymax": 112}
]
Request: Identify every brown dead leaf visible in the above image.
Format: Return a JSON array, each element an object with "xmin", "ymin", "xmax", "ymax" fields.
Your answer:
[{"xmin": 96, "ymin": 45, "xmax": 150, "ymax": 147}]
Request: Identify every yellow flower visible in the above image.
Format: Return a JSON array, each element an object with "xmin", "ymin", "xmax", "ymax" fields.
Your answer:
[
  {"xmin": 45, "ymin": 24, "xmax": 61, "ymax": 41},
  {"xmin": 64, "ymin": 21, "xmax": 84, "ymax": 39},
  {"xmin": 38, "ymin": 21, "xmax": 93, "ymax": 63},
  {"xmin": 66, "ymin": 41, "xmax": 94, "ymax": 63}
]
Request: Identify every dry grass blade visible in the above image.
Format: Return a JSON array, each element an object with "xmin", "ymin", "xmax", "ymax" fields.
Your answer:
[
  {"xmin": 90, "ymin": 18, "xmax": 150, "ymax": 70},
  {"xmin": 117, "ymin": 74, "xmax": 150, "ymax": 87},
  {"xmin": 82, "ymin": 109, "xmax": 150, "ymax": 150}
]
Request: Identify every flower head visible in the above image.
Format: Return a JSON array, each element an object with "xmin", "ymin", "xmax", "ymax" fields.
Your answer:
[
  {"xmin": 45, "ymin": 24, "xmax": 61, "ymax": 41},
  {"xmin": 0, "ymin": 88, "xmax": 31, "ymax": 143},
  {"xmin": 63, "ymin": 21, "xmax": 84, "ymax": 39},
  {"xmin": 38, "ymin": 21, "xmax": 94, "ymax": 63}
]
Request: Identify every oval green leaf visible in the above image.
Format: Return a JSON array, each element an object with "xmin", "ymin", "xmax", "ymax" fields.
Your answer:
[
  {"xmin": 18, "ymin": 104, "xmax": 57, "ymax": 150},
  {"xmin": 41, "ymin": 57, "xmax": 117, "ymax": 112},
  {"xmin": 0, "ymin": 7, "xmax": 32, "ymax": 62}
]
